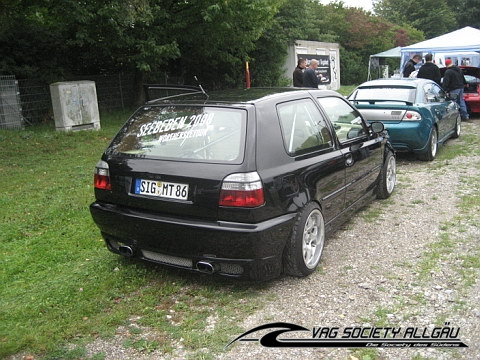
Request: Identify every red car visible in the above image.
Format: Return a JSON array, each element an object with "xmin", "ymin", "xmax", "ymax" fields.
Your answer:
[
  {"xmin": 462, "ymin": 67, "xmax": 480, "ymax": 113},
  {"xmin": 441, "ymin": 66, "xmax": 480, "ymax": 114}
]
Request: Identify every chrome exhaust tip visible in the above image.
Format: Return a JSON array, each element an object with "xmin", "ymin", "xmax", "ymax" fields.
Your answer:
[
  {"xmin": 196, "ymin": 261, "xmax": 217, "ymax": 274},
  {"xmin": 118, "ymin": 245, "xmax": 134, "ymax": 258}
]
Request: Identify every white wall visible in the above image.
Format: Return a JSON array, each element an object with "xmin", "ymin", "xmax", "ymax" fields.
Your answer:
[{"xmin": 285, "ymin": 40, "xmax": 340, "ymax": 90}]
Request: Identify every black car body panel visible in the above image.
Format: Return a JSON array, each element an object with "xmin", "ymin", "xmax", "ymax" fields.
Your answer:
[{"xmin": 90, "ymin": 87, "xmax": 395, "ymax": 280}]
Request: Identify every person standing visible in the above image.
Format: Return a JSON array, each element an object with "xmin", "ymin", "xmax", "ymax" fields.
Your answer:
[
  {"xmin": 293, "ymin": 58, "xmax": 306, "ymax": 87},
  {"xmin": 442, "ymin": 59, "xmax": 469, "ymax": 120},
  {"xmin": 303, "ymin": 59, "xmax": 320, "ymax": 89},
  {"xmin": 402, "ymin": 54, "xmax": 422, "ymax": 78},
  {"xmin": 417, "ymin": 53, "xmax": 441, "ymax": 86}
]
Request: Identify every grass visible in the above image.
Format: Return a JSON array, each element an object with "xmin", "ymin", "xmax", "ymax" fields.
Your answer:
[
  {"xmin": 0, "ymin": 109, "xmax": 270, "ymax": 359},
  {"xmin": 337, "ymin": 85, "xmax": 357, "ymax": 96}
]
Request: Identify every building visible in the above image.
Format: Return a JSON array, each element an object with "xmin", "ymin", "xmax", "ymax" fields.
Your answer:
[{"xmin": 284, "ymin": 40, "xmax": 340, "ymax": 90}]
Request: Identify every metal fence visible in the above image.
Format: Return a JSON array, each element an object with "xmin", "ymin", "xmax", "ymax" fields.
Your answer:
[
  {"xmin": 0, "ymin": 75, "xmax": 24, "ymax": 130},
  {"xmin": 2, "ymin": 73, "xmax": 138, "ymax": 128}
]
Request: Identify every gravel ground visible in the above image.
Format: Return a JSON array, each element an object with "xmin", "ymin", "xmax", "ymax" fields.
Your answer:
[
  {"xmin": 217, "ymin": 119, "xmax": 480, "ymax": 360},
  {"xmin": 16, "ymin": 120, "xmax": 479, "ymax": 360}
]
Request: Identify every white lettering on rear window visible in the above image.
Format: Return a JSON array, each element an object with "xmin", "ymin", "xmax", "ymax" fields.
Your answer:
[
  {"xmin": 157, "ymin": 128, "xmax": 209, "ymax": 143},
  {"xmin": 137, "ymin": 113, "xmax": 214, "ymax": 138}
]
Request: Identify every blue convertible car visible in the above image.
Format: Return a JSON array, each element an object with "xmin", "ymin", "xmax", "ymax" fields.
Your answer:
[{"xmin": 348, "ymin": 78, "xmax": 461, "ymax": 160}]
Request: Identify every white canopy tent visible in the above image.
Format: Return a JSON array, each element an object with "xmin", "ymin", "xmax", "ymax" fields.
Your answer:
[
  {"xmin": 367, "ymin": 46, "xmax": 401, "ymax": 80},
  {"xmin": 400, "ymin": 27, "xmax": 480, "ymax": 74}
]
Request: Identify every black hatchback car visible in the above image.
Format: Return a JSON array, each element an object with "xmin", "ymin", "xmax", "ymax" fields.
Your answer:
[{"xmin": 90, "ymin": 86, "xmax": 396, "ymax": 280}]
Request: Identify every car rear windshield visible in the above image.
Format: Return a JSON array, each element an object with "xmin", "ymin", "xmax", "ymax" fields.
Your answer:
[
  {"xmin": 351, "ymin": 87, "xmax": 416, "ymax": 103},
  {"xmin": 108, "ymin": 105, "xmax": 246, "ymax": 163}
]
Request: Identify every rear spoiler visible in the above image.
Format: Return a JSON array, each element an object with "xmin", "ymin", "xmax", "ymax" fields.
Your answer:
[
  {"xmin": 351, "ymin": 99, "xmax": 414, "ymax": 106},
  {"xmin": 143, "ymin": 84, "xmax": 207, "ymax": 103}
]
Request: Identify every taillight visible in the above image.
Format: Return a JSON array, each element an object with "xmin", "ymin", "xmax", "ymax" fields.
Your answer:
[
  {"xmin": 94, "ymin": 160, "xmax": 111, "ymax": 190},
  {"xmin": 219, "ymin": 172, "xmax": 265, "ymax": 208},
  {"xmin": 402, "ymin": 111, "xmax": 422, "ymax": 121}
]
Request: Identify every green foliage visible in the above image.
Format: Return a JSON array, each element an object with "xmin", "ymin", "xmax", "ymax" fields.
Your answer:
[
  {"xmin": 0, "ymin": 0, "xmax": 283, "ymax": 88},
  {"xmin": 303, "ymin": 3, "xmax": 424, "ymax": 84},
  {"xmin": 374, "ymin": 0, "xmax": 457, "ymax": 38},
  {"xmin": 249, "ymin": 0, "xmax": 311, "ymax": 87},
  {"xmin": 447, "ymin": 0, "xmax": 480, "ymax": 28},
  {"xmin": 174, "ymin": 0, "xmax": 284, "ymax": 88},
  {"xmin": 0, "ymin": 1, "xmax": 66, "ymax": 80},
  {"xmin": 340, "ymin": 50, "xmax": 368, "ymax": 85},
  {"xmin": 1, "ymin": 0, "xmax": 473, "ymax": 88}
]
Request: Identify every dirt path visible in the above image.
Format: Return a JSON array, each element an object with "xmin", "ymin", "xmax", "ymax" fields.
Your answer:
[{"xmin": 219, "ymin": 119, "xmax": 480, "ymax": 360}]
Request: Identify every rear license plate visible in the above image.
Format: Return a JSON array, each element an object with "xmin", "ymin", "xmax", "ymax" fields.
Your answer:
[{"xmin": 134, "ymin": 179, "xmax": 189, "ymax": 200}]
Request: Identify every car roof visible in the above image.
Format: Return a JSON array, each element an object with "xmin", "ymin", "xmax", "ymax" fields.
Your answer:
[
  {"xmin": 356, "ymin": 78, "xmax": 434, "ymax": 88},
  {"xmin": 146, "ymin": 86, "xmax": 342, "ymax": 106}
]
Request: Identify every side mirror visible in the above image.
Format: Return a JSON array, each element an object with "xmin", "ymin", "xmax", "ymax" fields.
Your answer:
[{"xmin": 370, "ymin": 121, "xmax": 385, "ymax": 134}]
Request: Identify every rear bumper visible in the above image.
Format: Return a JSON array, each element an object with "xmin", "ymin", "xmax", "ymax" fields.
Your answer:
[
  {"xmin": 382, "ymin": 122, "xmax": 429, "ymax": 153},
  {"xmin": 90, "ymin": 202, "xmax": 296, "ymax": 280}
]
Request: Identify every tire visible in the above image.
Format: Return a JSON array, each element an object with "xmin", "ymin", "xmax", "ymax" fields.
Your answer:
[
  {"xmin": 283, "ymin": 203, "xmax": 325, "ymax": 277},
  {"xmin": 377, "ymin": 150, "xmax": 396, "ymax": 199},
  {"xmin": 452, "ymin": 114, "xmax": 461, "ymax": 139},
  {"xmin": 418, "ymin": 126, "xmax": 438, "ymax": 161}
]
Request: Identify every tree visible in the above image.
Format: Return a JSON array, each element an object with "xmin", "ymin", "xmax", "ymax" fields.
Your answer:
[
  {"xmin": 314, "ymin": 3, "xmax": 422, "ymax": 83},
  {"xmin": 173, "ymin": 0, "xmax": 284, "ymax": 89},
  {"xmin": 249, "ymin": 0, "xmax": 318, "ymax": 86},
  {"xmin": 373, "ymin": 0, "xmax": 457, "ymax": 38},
  {"xmin": 1, "ymin": 0, "xmax": 284, "ymax": 90},
  {"xmin": 0, "ymin": 0, "xmax": 437, "ymax": 90},
  {"xmin": 446, "ymin": 0, "xmax": 480, "ymax": 29},
  {"xmin": 0, "ymin": 0, "xmax": 67, "ymax": 79}
]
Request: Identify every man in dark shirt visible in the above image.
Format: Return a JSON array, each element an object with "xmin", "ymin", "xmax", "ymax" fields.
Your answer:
[
  {"xmin": 303, "ymin": 59, "xmax": 320, "ymax": 88},
  {"xmin": 402, "ymin": 54, "xmax": 422, "ymax": 78},
  {"xmin": 417, "ymin": 53, "xmax": 441, "ymax": 85},
  {"xmin": 293, "ymin": 58, "xmax": 306, "ymax": 87},
  {"xmin": 443, "ymin": 59, "xmax": 469, "ymax": 120}
]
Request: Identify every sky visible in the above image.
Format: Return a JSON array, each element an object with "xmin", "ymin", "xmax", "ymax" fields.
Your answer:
[{"xmin": 320, "ymin": 0, "xmax": 374, "ymax": 12}]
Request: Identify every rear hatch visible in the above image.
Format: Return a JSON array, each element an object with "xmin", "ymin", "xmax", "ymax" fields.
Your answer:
[
  {"xmin": 348, "ymin": 85, "xmax": 417, "ymax": 123},
  {"xmin": 461, "ymin": 67, "xmax": 480, "ymax": 94},
  {"xmin": 96, "ymin": 104, "xmax": 251, "ymax": 220}
]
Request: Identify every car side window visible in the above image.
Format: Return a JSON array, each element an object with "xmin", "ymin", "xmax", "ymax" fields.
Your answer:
[
  {"xmin": 317, "ymin": 96, "xmax": 367, "ymax": 142},
  {"xmin": 277, "ymin": 98, "xmax": 333, "ymax": 156},
  {"xmin": 424, "ymin": 83, "xmax": 447, "ymax": 103}
]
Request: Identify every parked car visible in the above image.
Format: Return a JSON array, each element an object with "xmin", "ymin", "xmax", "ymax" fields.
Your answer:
[
  {"xmin": 90, "ymin": 86, "xmax": 396, "ymax": 281},
  {"xmin": 348, "ymin": 78, "xmax": 461, "ymax": 161},
  {"xmin": 448, "ymin": 66, "xmax": 480, "ymax": 114}
]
